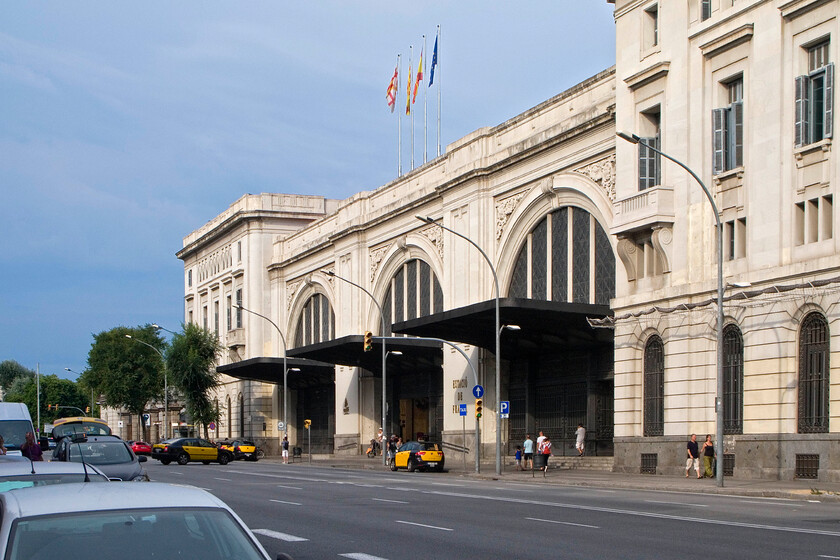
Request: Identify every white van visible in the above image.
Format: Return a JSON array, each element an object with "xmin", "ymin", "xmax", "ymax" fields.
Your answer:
[{"xmin": 0, "ymin": 403, "xmax": 35, "ymax": 456}]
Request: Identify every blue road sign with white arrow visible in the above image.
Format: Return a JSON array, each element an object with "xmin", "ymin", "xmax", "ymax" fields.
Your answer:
[{"xmin": 472, "ymin": 385, "xmax": 484, "ymax": 399}]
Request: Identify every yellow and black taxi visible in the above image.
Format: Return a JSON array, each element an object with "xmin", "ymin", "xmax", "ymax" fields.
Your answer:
[
  {"xmin": 151, "ymin": 437, "xmax": 234, "ymax": 466},
  {"xmin": 218, "ymin": 439, "xmax": 262, "ymax": 461},
  {"xmin": 390, "ymin": 441, "xmax": 444, "ymax": 472}
]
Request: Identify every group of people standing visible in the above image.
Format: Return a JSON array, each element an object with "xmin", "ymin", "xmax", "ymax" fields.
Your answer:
[
  {"xmin": 686, "ymin": 433, "xmax": 716, "ymax": 478},
  {"xmin": 514, "ymin": 425, "xmax": 586, "ymax": 471}
]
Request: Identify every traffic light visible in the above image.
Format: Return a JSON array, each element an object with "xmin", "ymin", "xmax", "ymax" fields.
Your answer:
[
  {"xmin": 475, "ymin": 398, "xmax": 483, "ymax": 419},
  {"xmin": 304, "ymin": 419, "xmax": 312, "ymax": 429},
  {"xmin": 85, "ymin": 407, "xmax": 90, "ymax": 414},
  {"xmin": 47, "ymin": 404, "xmax": 51, "ymax": 411},
  {"xmin": 363, "ymin": 331, "xmax": 373, "ymax": 352}
]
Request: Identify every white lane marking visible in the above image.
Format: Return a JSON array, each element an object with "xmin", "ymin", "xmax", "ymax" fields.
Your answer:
[
  {"xmin": 226, "ymin": 470, "xmax": 329, "ymax": 482},
  {"xmin": 646, "ymin": 500, "xmax": 708, "ymax": 508},
  {"xmin": 395, "ymin": 520, "xmax": 453, "ymax": 531},
  {"xmin": 527, "ymin": 517, "xmax": 600, "ymax": 529},
  {"xmin": 740, "ymin": 500, "xmax": 802, "ymax": 507},
  {"xmin": 425, "ymin": 490, "xmax": 840, "ymax": 537},
  {"xmin": 252, "ymin": 529, "xmax": 308, "ymax": 542},
  {"xmin": 276, "ymin": 485, "xmax": 303, "ymax": 490},
  {"xmin": 818, "ymin": 556, "xmax": 840, "ymax": 559},
  {"xmin": 430, "ymin": 482, "xmax": 465, "ymax": 487},
  {"xmin": 214, "ymin": 477, "xmax": 232, "ymax": 481},
  {"xmin": 169, "ymin": 471, "xmax": 184, "ymax": 476},
  {"xmin": 339, "ymin": 554, "xmax": 390, "ymax": 560},
  {"xmin": 372, "ymin": 498, "xmax": 410, "ymax": 504},
  {"xmin": 270, "ymin": 499, "xmax": 301, "ymax": 506}
]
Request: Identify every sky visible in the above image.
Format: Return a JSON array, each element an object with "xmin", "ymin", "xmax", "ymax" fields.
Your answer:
[{"xmin": 0, "ymin": 2, "xmax": 617, "ymax": 381}]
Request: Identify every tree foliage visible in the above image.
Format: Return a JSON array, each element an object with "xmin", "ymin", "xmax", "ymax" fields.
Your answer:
[
  {"xmin": 83, "ymin": 324, "xmax": 164, "ymax": 439},
  {"xmin": 0, "ymin": 360, "xmax": 35, "ymax": 392},
  {"xmin": 166, "ymin": 323, "xmax": 222, "ymax": 437},
  {"xmin": 3, "ymin": 374, "xmax": 88, "ymax": 432}
]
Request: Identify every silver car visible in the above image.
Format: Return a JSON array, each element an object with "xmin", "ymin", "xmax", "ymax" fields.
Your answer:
[
  {"xmin": 53, "ymin": 435, "xmax": 149, "ymax": 481},
  {"xmin": 0, "ymin": 458, "xmax": 109, "ymax": 490},
  {"xmin": 0, "ymin": 482, "xmax": 278, "ymax": 560}
]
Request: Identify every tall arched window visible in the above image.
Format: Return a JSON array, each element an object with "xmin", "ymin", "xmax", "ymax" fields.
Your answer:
[
  {"xmin": 723, "ymin": 324, "xmax": 744, "ymax": 434},
  {"xmin": 382, "ymin": 259, "xmax": 443, "ymax": 335},
  {"xmin": 294, "ymin": 293, "xmax": 336, "ymax": 347},
  {"xmin": 508, "ymin": 206, "xmax": 615, "ymax": 305},
  {"xmin": 799, "ymin": 312, "xmax": 830, "ymax": 433},
  {"xmin": 644, "ymin": 335, "xmax": 664, "ymax": 437}
]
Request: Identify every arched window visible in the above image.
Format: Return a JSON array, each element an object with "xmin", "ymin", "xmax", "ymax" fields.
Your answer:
[
  {"xmin": 508, "ymin": 207, "xmax": 615, "ymax": 305},
  {"xmin": 644, "ymin": 336, "xmax": 664, "ymax": 437},
  {"xmin": 382, "ymin": 259, "xmax": 443, "ymax": 335},
  {"xmin": 723, "ymin": 324, "xmax": 744, "ymax": 434},
  {"xmin": 799, "ymin": 312, "xmax": 830, "ymax": 433},
  {"xmin": 294, "ymin": 293, "xmax": 336, "ymax": 347}
]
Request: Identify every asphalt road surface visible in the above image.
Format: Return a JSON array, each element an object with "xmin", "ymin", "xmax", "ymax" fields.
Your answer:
[{"xmin": 144, "ymin": 460, "xmax": 840, "ymax": 560}]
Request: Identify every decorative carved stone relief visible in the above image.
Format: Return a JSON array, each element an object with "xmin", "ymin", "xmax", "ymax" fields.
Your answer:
[
  {"xmin": 574, "ymin": 154, "xmax": 616, "ymax": 202},
  {"xmin": 369, "ymin": 243, "xmax": 391, "ymax": 284},
  {"xmin": 650, "ymin": 226, "xmax": 673, "ymax": 274},
  {"xmin": 419, "ymin": 226, "xmax": 444, "ymax": 260},
  {"xmin": 322, "ymin": 266, "xmax": 335, "ymax": 288},
  {"xmin": 495, "ymin": 188, "xmax": 530, "ymax": 240},
  {"xmin": 286, "ymin": 279, "xmax": 303, "ymax": 310},
  {"xmin": 616, "ymin": 237, "xmax": 638, "ymax": 282}
]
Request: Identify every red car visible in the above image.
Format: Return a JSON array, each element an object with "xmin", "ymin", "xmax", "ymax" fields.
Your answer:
[{"xmin": 128, "ymin": 441, "xmax": 152, "ymax": 456}]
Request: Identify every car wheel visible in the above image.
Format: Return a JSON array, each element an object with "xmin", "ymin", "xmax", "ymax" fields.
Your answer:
[
  {"xmin": 202, "ymin": 461, "xmax": 210, "ymax": 465},
  {"xmin": 256, "ymin": 449, "xmax": 265, "ymax": 460},
  {"xmin": 218, "ymin": 453, "xmax": 230, "ymax": 465},
  {"xmin": 160, "ymin": 459, "xmax": 171, "ymax": 466},
  {"xmin": 407, "ymin": 459, "xmax": 416, "ymax": 473},
  {"xmin": 390, "ymin": 462, "xmax": 398, "ymax": 472},
  {"xmin": 177, "ymin": 453, "xmax": 189, "ymax": 465}
]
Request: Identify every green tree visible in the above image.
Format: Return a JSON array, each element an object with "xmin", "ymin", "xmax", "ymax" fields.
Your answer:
[
  {"xmin": 4, "ymin": 374, "xmax": 88, "ymax": 433},
  {"xmin": 84, "ymin": 325, "xmax": 165, "ymax": 441},
  {"xmin": 166, "ymin": 323, "xmax": 222, "ymax": 438},
  {"xmin": 0, "ymin": 360, "xmax": 35, "ymax": 392}
]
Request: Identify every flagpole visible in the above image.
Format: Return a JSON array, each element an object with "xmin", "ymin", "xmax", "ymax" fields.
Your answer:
[
  {"xmin": 410, "ymin": 45, "xmax": 414, "ymax": 170},
  {"xmin": 423, "ymin": 34, "xmax": 427, "ymax": 164},
  {"xmin": 437, "ymin": 25, "xmax": 441, "ymax": 158},
  {"xmin": 397, "ymin": 54, "xmax": 402, "ymax": 176}
]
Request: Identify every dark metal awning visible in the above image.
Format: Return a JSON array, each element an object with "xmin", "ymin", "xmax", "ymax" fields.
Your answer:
[
  {"xmin": 287, "ymin": 335, "xmax": 442, "ymax": 376},
  {"xmin": 392, "ymin": 298, "xmax": 613, "ymax": 355},
  {"xmin": 217, "ymin": 357, "xmax": 335, "ymax": 389}
]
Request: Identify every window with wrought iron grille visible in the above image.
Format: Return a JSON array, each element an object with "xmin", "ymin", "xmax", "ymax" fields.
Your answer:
[
  {"xmin": 798, "ymin": 312, "xmax": 830, "ymax": 433},
  {"xmin": 382, "ymin": 259, "xmax": 443, "ymax": 336},
  {"xmin": 713, "ymin": 78, "xmax": 743, "ymax": 174},
  {"xmin": 293, "ymin": 293, "xmax": 335, "ymax": 347},
  {"xmin": 723, "ymin": 324, "xmax": 743, "ymax": 434},
  {"xmin": 644, "ymin": 336, "xmax": 665, "ymax": 437},
  {"xmin": 795, "ymin": 41, "xmax": 834, "ymax": 147}
]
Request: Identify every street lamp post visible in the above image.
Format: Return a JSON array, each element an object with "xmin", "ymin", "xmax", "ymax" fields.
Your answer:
[
  {"xmin": 322, "ymin": 270, "xmax": 389, "ymax": 467},
  {"xmin": 235, "ymin": 304, "xmax": 292, "ymax": 443},
  {"xmin": 617, "ymin": 131, "xmax": 724, "ymax": 488},
  {"xmin": 125, "ymin": 335, "xmax": 169, "ymax": 440},
  {"xmin": 64, "ymin": 368, "xmax": 93, "ymax": 415},
  {"xmin": 417, "ymin": 215, "xmax": 505, "ymax": 476}
]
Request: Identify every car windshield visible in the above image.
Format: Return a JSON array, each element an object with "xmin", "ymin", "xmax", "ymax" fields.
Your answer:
[
  {"xmin": 52, "ymin": 420, "xmax": 111, "ymax": 440},
  {"xmin": 0, "ymin": 473, "xmax": 109, "ymax": 491},
  {"xmin": 7, "ymin": 508, "xmax": 266, "ymax": 560},
  {"xmin": 0, "ymin": 420, "xmax": 34, "ymax": 451},
  {"xmin": 68, "ymin": 442, "xmax": 132, "ymax": 465},
  {"xmin": 421, "ymin": 443, "xmax": 440, "ymax": 451}
]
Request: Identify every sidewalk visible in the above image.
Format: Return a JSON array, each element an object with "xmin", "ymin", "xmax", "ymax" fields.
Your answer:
[{"xmin": 282, "ymin": 453, "xmax": 840, "ymax": 502}]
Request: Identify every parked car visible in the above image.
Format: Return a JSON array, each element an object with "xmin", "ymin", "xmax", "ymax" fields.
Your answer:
[
  {"xmin": 218, "ymin": 439, "xmax": 263, "ymax": 461},
  {"xmin": 0, "ymin": 457, "xmax": 109, "ymax": 490},
  {"xmin": 152, "ymin": 437, "xmax": 233, "ymax": 466},
  {"xmin": 0, "ymin": 482, "xmax": 278, "ymax": 560},
  {"xmin": 127, "ymin": 441, "xmax": 152, "ymax": 456},
  {"xmin": 53, "ymin": 435, "xmax": 149, "ymax": 482},
  {"xmin": 390, "ymin": 441, "xmax": 445, "ymax": 472}
]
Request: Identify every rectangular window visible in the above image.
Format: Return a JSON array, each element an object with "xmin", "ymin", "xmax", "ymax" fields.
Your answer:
[
  {"xmin": 638, "ymin": 109, "xmax": 661, "ymax": 190},
  {"xmin": 821, "ymin": 195, "xmax": 833, "ymax": 240},
  {"xmin": 187, "ymin": 269, "xmax": 192, "ymax": 287},
  {"xmin": 237, "ymin": 241, "xmax": 242, "ymax": 262},
  {"xmin": 203, "ymin": 306, "xmax": 208, "ymax": 330},
  {"xmin": 214, "ymin": 301, "xmax": 219, "ymax": 334},
  {"xmin": 226, "ymin": 295, "xmax": 232, "ymax": 331},
  {"xmin": 644, "ymin": 4, "xmax": 659, "ymax": 49},
  {"xmin": 795, "ymin": 202, "xmax": 806, "ymax": 245},
  {"xmin": 188, "ymin": 310, "xmax": 193, "ymax": 324},
  {"xmin": 235, "ymin": 289, "xmax": 243, "ymax": 328},
  {"xmin": 713, "ymin": 78, "xmax": 744, "ymax": 174},
  {"xmin": 795, "ymin": 42, "xmax": 834, "ymax": 147},
  {"xmin": 701, "ymin": 0, "xmax": 711, "ymax": 21}
]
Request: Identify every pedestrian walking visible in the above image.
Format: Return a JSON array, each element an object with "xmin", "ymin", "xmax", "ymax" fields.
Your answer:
[
  {"xmin": 282, "ymin": 436, "xmax": 289, "ymax": 464},
  {"xmin": 514, "ymin": 446, "xmax": 523, "ymax": 470},
  {"xmin": 686, "ymin": 434, "xmax": 701, "ymax": 479},
  {"xmin": 538, "ymin": 436, "xmax": 552, "ymax": 471},
  {"xmin": 575, "ymin": 423, "xmax": 586, "ymax": 456},
  {"xmin": 523, "ymin": 434, "xmax": 534, "ymax": 470},
  {"xmin": 701, "ymin": 434, "xmax": 716, "ymax": 478}
]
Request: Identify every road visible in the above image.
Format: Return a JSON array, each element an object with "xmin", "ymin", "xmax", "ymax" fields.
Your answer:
[{"xmin": 144, "ymin": 460, "xmax": 840, "ymax": 560}]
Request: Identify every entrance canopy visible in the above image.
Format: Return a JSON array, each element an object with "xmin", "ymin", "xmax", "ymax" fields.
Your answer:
[
  {"xmin": 287, "ymin": 335, "xmax": 442, "ymax": 376},
  {"xmin": 217, "ymin": 357, "xmax": 335, "ymax": 389},
  {"xmin": 392, "ymin": 298, "xmax": 613, "ymax": 355}
]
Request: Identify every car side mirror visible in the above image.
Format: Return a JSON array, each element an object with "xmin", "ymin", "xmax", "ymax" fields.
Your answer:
[{"xmin": 138, "ymin": 455, "xmax": 148, "ymax": 463}]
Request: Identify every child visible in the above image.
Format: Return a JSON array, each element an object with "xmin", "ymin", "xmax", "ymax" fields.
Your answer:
[{"xmin": 514, "ymin": 445, "xmax": 523, "ymax": 470}]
